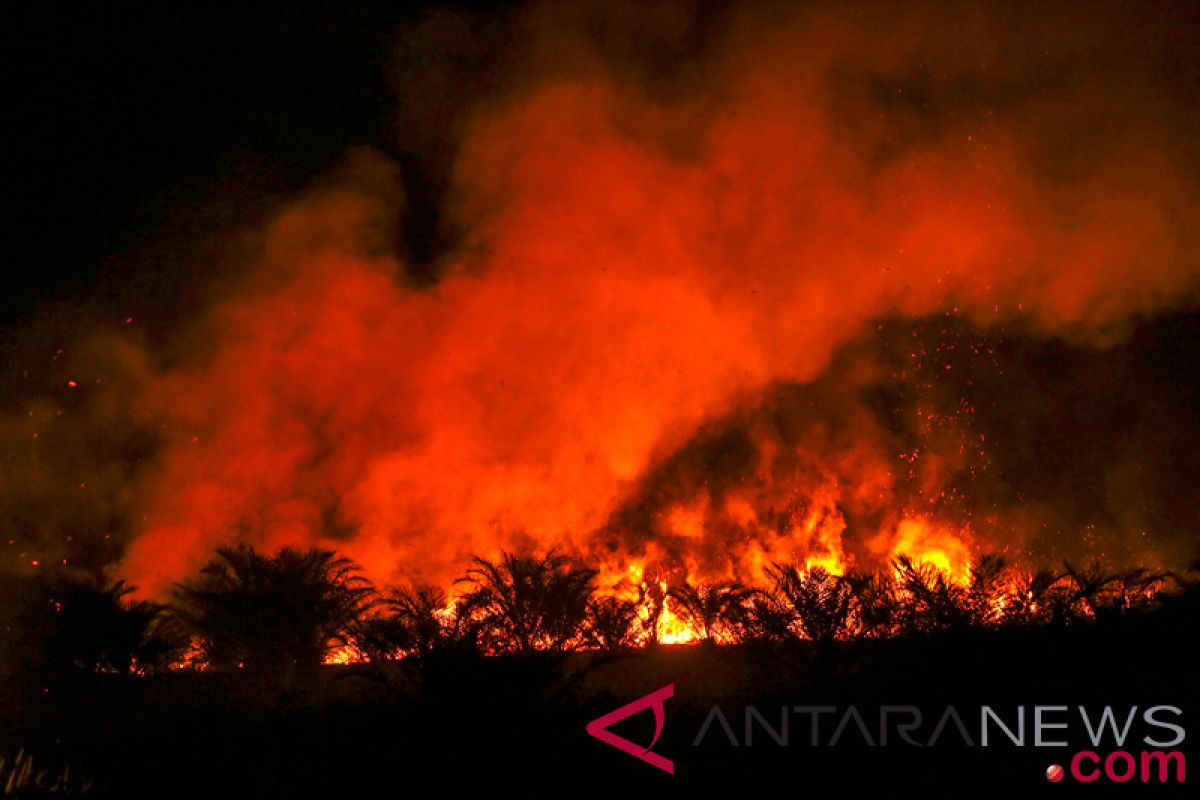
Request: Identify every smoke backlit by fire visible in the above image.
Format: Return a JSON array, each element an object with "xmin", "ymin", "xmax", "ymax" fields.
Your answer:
[{"xmin": 2, "ymin": 1, "xmax": 1198, "ymax": 599}]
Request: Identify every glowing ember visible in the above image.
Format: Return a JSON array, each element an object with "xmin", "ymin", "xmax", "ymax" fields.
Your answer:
[{"xmin": 322, "ymin": 644, "xmax": 361, "ymax": 666}]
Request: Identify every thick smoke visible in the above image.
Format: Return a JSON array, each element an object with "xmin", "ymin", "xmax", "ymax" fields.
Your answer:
[
  {"xmin": 3, "ymin": 0, "xmax": 1198, "ymax": 595},
  {"xmin": 595, "ymin": 313, "xmax": 1200, "ymax": 581}
]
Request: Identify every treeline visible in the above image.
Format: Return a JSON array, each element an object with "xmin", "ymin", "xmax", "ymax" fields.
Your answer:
[{"xmin": 3, "ymin": 545, "xmax": 1196, "ymax": 682}]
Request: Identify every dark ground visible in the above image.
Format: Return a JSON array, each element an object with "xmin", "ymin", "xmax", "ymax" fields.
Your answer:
[{"xmin": 2, "ymin": 601, "xmax": 1196, "ymax": 799}]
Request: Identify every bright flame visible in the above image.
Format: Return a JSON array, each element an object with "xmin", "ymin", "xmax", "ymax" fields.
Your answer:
[
  {"xmin": 655, "ymin": 582, "xmax": 696, "ymax": 645},
  {"xmin": 882, "ymin": 517, "xmax": 975, "ymax": 584},
  {"xmin": 322, "ymin": 644, "xmax": 361, "ymax": 665}
]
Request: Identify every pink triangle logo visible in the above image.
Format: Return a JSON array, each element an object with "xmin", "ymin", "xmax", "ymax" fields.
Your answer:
[{"xmin": 585, "ymin": 683, "xmax": 675, "ymax": 774}]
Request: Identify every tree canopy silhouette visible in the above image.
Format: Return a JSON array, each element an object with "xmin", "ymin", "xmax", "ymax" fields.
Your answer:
[
  {"xmin": 665, "ymin": 580, "xmax": 754, "ymax": 643},
  {"xmin": 584, "ymin": 594, "xmax": 643, "ymax": 651},
  {"xmin": 350, "ymin": 583, "xmax": 482, "ymax": 666},
  {"xmin": 456, "ymin": 550, "xmax": 596, "ymax": 654},
  {"xmin": 763, "ymin": 563, "xmax": 854, "ymax": 641},
  {"xmin": 21, "ymin": 575, "xmax": 184, "ymax": 678},
  {"xmin": 172, "ymin": 545, "xmax": 374, "ymax": 678}
]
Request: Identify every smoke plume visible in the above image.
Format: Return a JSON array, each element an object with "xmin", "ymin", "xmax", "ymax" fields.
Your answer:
[{"xmin": 3, "ymin": 0, "xmax": 1198, "ymax": 594}]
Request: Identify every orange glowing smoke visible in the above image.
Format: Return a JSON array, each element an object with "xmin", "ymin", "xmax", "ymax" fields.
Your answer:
[{"xmin": 110, "ymin": 1, "xmax": 1198, "ymax": 597}]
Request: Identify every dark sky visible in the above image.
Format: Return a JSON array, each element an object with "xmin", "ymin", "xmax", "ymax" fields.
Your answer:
[
  {"xmin": 1, "ymin": 1, "xmax": 513, "ymax": 331},
  {"xmin": 5, "ymin": 1, "xmax": 1198, "ymax": 334}
]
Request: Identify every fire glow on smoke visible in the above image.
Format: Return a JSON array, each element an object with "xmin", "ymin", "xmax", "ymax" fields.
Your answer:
[{"xmin": 2, "ymin": 1, "xmax": 1198, "ymax": 600}]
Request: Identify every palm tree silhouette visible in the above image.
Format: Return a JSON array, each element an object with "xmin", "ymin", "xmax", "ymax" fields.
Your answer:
[
  {"xmin": 1065, "ymin": 561, "xmax": 1164, "ymax": 620},
  {"xmin": 763, "ymin": 563, "xmax": 854, "ymax": 641},
  {"xmin": 1158, "ymin": 559, "xmax": 1200, "ymax": 623},
  {"xmin": 963, "ymin": 554, "xmax": 1009, "ymax": 627},
  {"xmin": 172, "ymin": 545, "xmax": 374, "ymax": 679},
  {"xmin": 1005, "ymin": 567, "xmax": 1068, "ymax": 626},
  {"xmin": 26, "ymin": 574, "xmax": 185, "ymax": 677},
  {"xmin": 843, "ymin": 570, "xmax": 899, "ymax": 638},
  {"xmin": 1062, "ymin": 559, "xmax": 1123, "ymax": 620},
  {"xmin": 584, "ymin": 594, "xmax": 642, "ymax": 651},
  {"xmin": 892, "ymin": 554, "xmax": 971, "ymax": 634},
  {"xmin": 455, "ymin": 549, "xmax": 596, "ymax": 654},
  {"xmin": 1111, "ymin": 567, "xmax": 1165, "ymax": 612},
  {"xmin": 665, "ymin": 580, "xmax": 754, "ymax": 643},
  {"xmin": 384, "ymin": 584, "xmax": 454, "ymax": 657},
  {"xmin": 356, "ymin": 583, "xmax": 481, "ymax": 660}
]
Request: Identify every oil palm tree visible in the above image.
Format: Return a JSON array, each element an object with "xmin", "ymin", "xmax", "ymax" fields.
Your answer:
[
  {"xmin": 1061, "ymin": 559, "xmax": 1122, "ymax": 620},
  {"xmin": 963, "ymin": 554, "xmax": 1009, "ymax": 627},
  {"xmin": 584, "ymin": 594, "xmax": 643, "ymax": 651},
  {"xmin": 455, "ymin": 549, "xmax": 596, "ymax": 654},
  {"xmin": 1157, "ymin": 559, "xmax": 1200, "ymax": 622},
  {"xmin": 843, "ymin": 570, "xmax": 899, "ymax": 638},
  {"xmin": 385, "ymin": 584, "xmax": 454, "ymax": 657},
  {"xmin": 1003, "ymin": 567, "xmax": 1069, "ymax": 626},
  {"xmin": 763, "ymin": 563, "xmax": 855, "ymax": 641},
  {"xmin": 357, "ymin": 583, "xmax": 481, "ymax": 660},
  {"xmin": 664, "ymin": 580, "xmax": 754, "ymax": 643},
  {"xmin": 26, "ymin": 574, "xmax": 185, "ymax": 676},
  {"xmin": 172, "ymin": 545, "xmax": 375, "ymax": 678},
  {"xmin": 343, "ymin": 583, "xmax": 482, "ymax": 692},
  {"xmin": 1110, "ymin": 567, "xmax": 1165, "ymax": 612},
  {"xmin": 892, "ymin": 554, "xmax": 971, "ymax": 634}
]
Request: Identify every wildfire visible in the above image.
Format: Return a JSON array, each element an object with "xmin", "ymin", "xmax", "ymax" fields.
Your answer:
[
  {"xmin": 882, "ymin": 518, "xmax": 975, "ymax": 585},
  {"xmin": 303, "ymin": 511, "xmax": 1166, "ymax": 666},
  {"xmin": 323, "ymin": 645, "xmax": 358, "ymax": 666},
  {"xmin": 2, "ymin": 2, "xmax": 1190, "ymax": 655},
  {"xmin": 656, "ymin": 592, "xmax": 696, "ymax": 646},
  {"xmin": 0, "ymin": 3, "xmax": 1194, "ymax": 736}
]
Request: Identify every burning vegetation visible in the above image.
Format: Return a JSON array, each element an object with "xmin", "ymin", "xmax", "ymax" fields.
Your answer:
[
  {"xmin": 3, "ymin": 3, "xmax": 1200, "ymax": 794},
  {"xmin": 2, "ymin": 0, "xmax": 1199, "ymax": 669},
  {"xmin": 4, "ymin": 543, "xmax": 1190, "ymax": 677}
]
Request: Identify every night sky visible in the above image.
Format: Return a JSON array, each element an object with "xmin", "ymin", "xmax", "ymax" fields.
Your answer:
[{"xmin": 5, "ymin": 4, "xmax": 392, "ymax": 328}]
